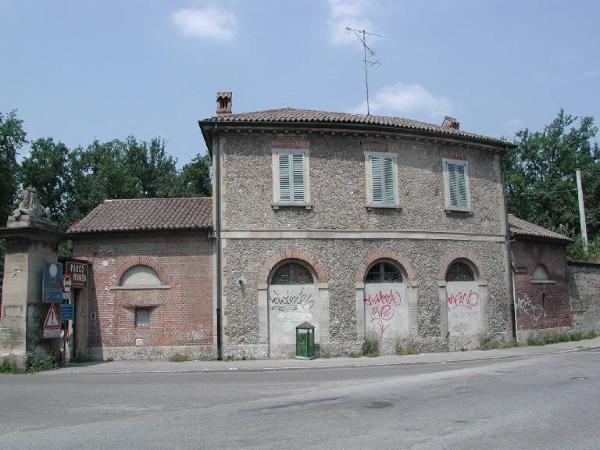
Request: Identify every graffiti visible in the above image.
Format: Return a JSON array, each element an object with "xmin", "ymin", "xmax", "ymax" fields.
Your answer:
[
  {"xmin": 517, "ymin": 293, "xmax": 543, "ymax": 324},
  {"xmin": 270, "ymin": 287, "xmax": 314, "ymax": 313},
  {"xmin": 451, "ymin": 321, "xmax": 468, "ymax": 334},
  {"xmin": 447, "ymin": 289, "xmax": 480, "ymax": 311},
  {"xmin": 365, "ymin": 289, "xmax": 401, "ymax": 337}
]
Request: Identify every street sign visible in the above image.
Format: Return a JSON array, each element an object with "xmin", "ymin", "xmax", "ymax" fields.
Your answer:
[
  {"xmin": 43, "ymin": 304, "xmax": 61, "ymax": 338},
  {"xmin": 62, "ymin": 274, "xmax": 72, "ymax": 293},
  {"xmin": 59, "ymin": 304, "xmax": 74, "ymax": 322},
  {"xmin": 42, "ymin": 262, "xmax": 63, "ymax": 303},
  {"xmin": 64, "ymin": 261, "xmax": 88, "ymax": 288}
]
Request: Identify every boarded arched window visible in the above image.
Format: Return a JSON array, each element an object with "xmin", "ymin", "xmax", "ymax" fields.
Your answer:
[
  {"xmin": 120, "ymin": 265, "xmax": 162, "ymax": 287},
  {"xmin": 365, "ymin": 261, "xmax": 402, "ymax": 283},
  {"xmin": 532, "ymin": 265, "xmax": 550, "ymax": 281},
  {"xmin": 270, "ymin": 262, "xmax": 314, "ymax": 285},
  {"xmin": 446, "ymin": 261, "xmax": 475, "ymax": 282}
]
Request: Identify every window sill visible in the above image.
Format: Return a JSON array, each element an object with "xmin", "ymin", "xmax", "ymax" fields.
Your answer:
[
  {"xmin": 530, "ymin": 280, "xmax": 555, "ymax": 285},
  {"xmin": 272, "ymin": 203, "xmax": 313, "ymax": 210},
  {"xmin": 111, "ymin": 285, "xmax": 170, "ymax": 291},
  {"xmin": 445, "ymin": 208, "xmax": 473, "ymax": 216},
  {"xmin": 365, "ymin": 204, "xmax": 402, "ymax": 211}
]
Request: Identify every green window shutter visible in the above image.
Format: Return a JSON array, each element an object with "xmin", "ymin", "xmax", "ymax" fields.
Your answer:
[
  {"xmin": 278, "ymin": 153, "xmax": 291, "ymax": 202},
  {"xmin": 447, "ymin": 162, "xmax": 468, "ymax": 208},
  {"xmin": 383, "ymin": 156, "xmax": 395, "ymax": 204},
  {"xmin": 291, "ymin": 153, "xmax": 305, "ymax": 203},
  {"xmin": 370, "ymin": 155, "xmax": 383, "ymax": 203}
]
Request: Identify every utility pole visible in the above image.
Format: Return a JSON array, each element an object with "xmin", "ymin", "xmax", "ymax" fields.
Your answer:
[
  {"xmin": 346, "ymin": 26, "xmax": 382, "ymax": 115},
  {"xmin": 576, "ymin": 169, "xmax": 589, "ymax": 250}
]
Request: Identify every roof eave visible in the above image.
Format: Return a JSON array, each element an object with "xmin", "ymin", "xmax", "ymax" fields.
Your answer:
[
  {"xmin": 199, "ymin": 119, "xmax": 515, "ymax": 152},
  {"xmin": 66, "ymin": 226, "xmax": 213, "ymax": 238}
]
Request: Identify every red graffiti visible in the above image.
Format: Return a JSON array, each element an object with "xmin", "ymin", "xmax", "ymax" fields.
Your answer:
[
  {"xmin": 447, "ymin": 289, "xmax": 480, "ymax": 311},
  {"xmin": 365, "ymin": 290, "xmax": 401, "ymax": 337}
]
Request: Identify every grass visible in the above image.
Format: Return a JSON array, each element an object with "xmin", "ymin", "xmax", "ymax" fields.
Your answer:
[
  {"xmin": 395, "ymin": 340, "xmax": 419, "ymax": 355},
  {"xmin": 168, "ymin": 353, "xmax": 190, "ymax": 363},
  {"xmin": 0, "ymin": 352, "xmax": 60, "ymax": 374},
  {"xmin": 362, "ymin": 330, "xmax": 380, "ymax": 357}
]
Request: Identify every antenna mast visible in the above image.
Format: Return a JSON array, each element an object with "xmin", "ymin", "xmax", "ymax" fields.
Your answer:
[{"xmin": 346, "ymin": 26, "xmax": 382, "ymax": 115}]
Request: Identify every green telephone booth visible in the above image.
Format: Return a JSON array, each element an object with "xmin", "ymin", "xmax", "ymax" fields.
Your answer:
[{"xmin": 295, "ymin": 321, "xmax": 316, "ymax": 359}]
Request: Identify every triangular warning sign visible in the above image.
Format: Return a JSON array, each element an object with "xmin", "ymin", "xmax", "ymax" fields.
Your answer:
[{"xmin": 44, "ymin": 304, "xmax": 61, "ymax": 329}]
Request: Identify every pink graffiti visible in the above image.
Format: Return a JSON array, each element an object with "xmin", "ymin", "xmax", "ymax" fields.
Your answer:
[
  {"xmin": 447, "ymin": 289, "xmax": 480, "ymax": 311},
  {"xmin": 365, "ymin": 290, "xmax": 401, "ymax": 337}
]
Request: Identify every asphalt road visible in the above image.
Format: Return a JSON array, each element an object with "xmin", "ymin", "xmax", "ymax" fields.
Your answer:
[{"xmin": 1, "ymin": 349, "xmax": 599, "ymax": 449}]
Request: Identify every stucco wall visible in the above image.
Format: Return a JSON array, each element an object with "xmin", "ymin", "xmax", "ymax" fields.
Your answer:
[
  {"xmin": 219, "ymin": 133, "xmax": 506, "ymax": 235},
  {"xmin": 221, "ymin": 238, "xmax": 510, "ymax": 358},
  {"xmin": 72, "ymin": 231, "xmax": 216, "ymax": 360},
  {"xmin": 568, "ymin": 262, "xmax": 600, "ymax": 332}
]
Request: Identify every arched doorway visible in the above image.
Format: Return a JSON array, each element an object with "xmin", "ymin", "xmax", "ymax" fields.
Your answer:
[
  {"xmin": 364, "ymin": 260, "xmax": 408, "ymax": 342},
  {"xmin": 445, "ymin": 260, "xmax": 481, "ymax": 338},
  {"xmin": 268, "ymin": 260, "xmax": 319, "ymax": 356}
]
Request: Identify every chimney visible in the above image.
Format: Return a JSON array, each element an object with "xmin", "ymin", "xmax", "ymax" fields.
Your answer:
[
  {"xmin": 441, "ymin": 116, "xmax": 460, "ymax": 130},
  {"xmin": 216, "ymin": 91, "xmax": 232, "ymax": 115}
]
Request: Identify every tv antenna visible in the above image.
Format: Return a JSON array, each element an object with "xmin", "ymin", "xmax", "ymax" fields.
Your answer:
[{"xmin": 346, "ymin": 26, "xmax": 383, "ymax": 115}]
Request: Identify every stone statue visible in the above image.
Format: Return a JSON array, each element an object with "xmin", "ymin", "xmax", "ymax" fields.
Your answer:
[{"xmin": 7, "ymin": 186, "xmax": 52, "ymax": 228}]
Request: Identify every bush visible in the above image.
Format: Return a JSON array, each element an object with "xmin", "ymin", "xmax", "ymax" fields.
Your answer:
[
  {"xmin": 500, "ymin": 339, "xmax": 519, "ymax": 349},
  {"xmin": 0, "ymin": 351, "xmax": 60, "ymax": 374},
  {"xmin": 362, "ymin": 330, "xmax": 379, "ymax": 357},
  {"xmin": 544, "ymin": 334, "xmax": 559, "ymax": 345},
  {"xmin": 569, "ymin": 332, "xmax": 583, "ymax": 341},
  {"xmin": 583, "ymin": 330, "xmax": 598, "ymax": 340},
  {"xmin": 479, "ymin": 335, "xmax": 498, "ymax": 350},
  {"xmin": 395, "ymin": 340, "xmax": 419, "ymax": 355},
  {"xmin": 168, "ymin": 353, "xmax": 189, "ymax": 362},
  {"xmin": 558, "ymin": 333, "xmax": 570, "ymax": 342},
  {"xmin": 527, "ymin": 333, "xmax": 544, "ymax": 346}
]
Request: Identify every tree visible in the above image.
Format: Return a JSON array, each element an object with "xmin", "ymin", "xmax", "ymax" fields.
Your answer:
[
  {"xmin": 179, "ymin": 153, "xmax": 212, "ymax": 197},
  {"xmin": 0, "ymin": 111, "xmax": 27, "ymax": 225},
  {"xmin": 504, "ymin": 110, "xmax": 600, "ymax": 241},
  {"xmin": 20, "ymin": 137, "xmax": 71, "ymax": 223}
]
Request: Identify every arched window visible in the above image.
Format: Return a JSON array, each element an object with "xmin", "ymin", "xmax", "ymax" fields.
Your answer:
[
  {"xmin": 366, "ymin": 261, "xmax": 403, "ymax": 283},
  {"xmin": 271, "ymin": 262, "xmax": 314, "ymax": 285},
  {"xmin": 446, "ymin": 261, "xmax": 475, "ymax": 282},
  {"xmin": 120, "ymin": 265, "xmax": 162, "ymax": 287},
  {"xmin": 532, "ymin": 265, "xmax": 550, "ymax": 281}
]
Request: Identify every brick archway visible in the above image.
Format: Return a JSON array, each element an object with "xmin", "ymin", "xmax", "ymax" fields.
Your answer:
[
  {"xmin": 437, "ymin": 249, "xmax": 487, "ymax": 284},
  {"xmin": 114, "ymin": 256, "xmax": 170, "ymax": 286},
  {"xmin": 258, "ymin": 249, "xmax": 328, "ymax": 289},
  {"xmin": 356, "ymin": 249, "xmax": 417, "ymax": 284}
]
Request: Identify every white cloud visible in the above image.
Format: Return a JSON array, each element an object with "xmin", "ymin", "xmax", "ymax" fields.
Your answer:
[
  {"xmin": 172, "ymin": 6, "xmax": 237, "ymax": 41},
  {"xmin": 352, "ymin": 82, "xmax": 453, "ymax": 119},
  {"xmin": 328, "ymin": 0, "xmax": 373, "ymax": 45}
]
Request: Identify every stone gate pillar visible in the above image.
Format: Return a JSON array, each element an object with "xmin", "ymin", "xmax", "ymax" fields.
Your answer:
[{"xmin": 0, "ymin": 187, "xmax": 62, "ymax": 367}]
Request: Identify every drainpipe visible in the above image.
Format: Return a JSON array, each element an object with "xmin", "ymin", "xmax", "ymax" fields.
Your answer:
[
  {"xmin": 501, "ymin": 147, "xmax": 518, "ymax": 341},
  {"xmin": 213, "ymin": 125, "xmax": 223, "ymax": 360}
]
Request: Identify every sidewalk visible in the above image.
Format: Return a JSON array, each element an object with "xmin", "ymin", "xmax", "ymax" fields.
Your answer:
[{"xmin": 43, "ymin": 337, "xmax": 600, "ymax": 376}]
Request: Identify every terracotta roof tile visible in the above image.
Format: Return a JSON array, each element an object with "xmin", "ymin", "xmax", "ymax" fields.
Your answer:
[
  {"xmin": 66, "ymin": 197, "xmax": 212, "ymax": 234},
  {"xmin": 508, "ymin": 214, "xmax": 571, "ymax": 243},
  {"xmin": 201, "ymin": 108, "xmax": 512, "ymax": 148}
]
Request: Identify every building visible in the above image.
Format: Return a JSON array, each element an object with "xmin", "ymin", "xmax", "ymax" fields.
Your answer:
[
  {"xmin": 66, "ymin": 197, "xmax": 215, "ymax": 360},
  {"xmin": 199, "ymin": 92, "xmax": 516, "ymax": 358}
]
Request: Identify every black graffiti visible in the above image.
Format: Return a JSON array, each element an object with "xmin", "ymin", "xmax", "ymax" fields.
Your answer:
[{"xmin": 270, "ymin": 288, "xmax": 315, "ymax": 312}]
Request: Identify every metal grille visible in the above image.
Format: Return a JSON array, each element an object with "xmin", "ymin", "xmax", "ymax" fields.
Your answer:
[
  {"xmin": 271, "ymin": 262, "xmax": 314, "ymax": 285},
  {"xmin": 365, "ymin": 262, "xmax": 402, "ymax": 283},
  {"xmin": 446, "ymin": 261, "xmax": 475, "ymax": 282}
]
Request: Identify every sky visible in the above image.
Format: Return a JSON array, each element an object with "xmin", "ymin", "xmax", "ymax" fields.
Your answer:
[{"xmin": 1, "ymin": 0, "xmax": 600, "ymax": 167}]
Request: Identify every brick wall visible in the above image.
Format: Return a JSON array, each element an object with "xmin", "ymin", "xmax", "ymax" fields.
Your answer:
[
  {"xmin": 72, "ymin": 230, "xmax": 214, "ymax": 358},
  {"xmin": 511, "ymin": 239, "xmax": 571, "ymax": 330},
  {"xmin": 568, "ymin": 262, "xmax": 600, "ymax": 331}
]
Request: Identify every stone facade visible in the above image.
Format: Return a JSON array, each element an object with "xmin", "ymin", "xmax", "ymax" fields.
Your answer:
[
  {"xmin": 568, "ymin": 262, "xmax": 600, "ymax": 332},
  {"xmin": 212, "ymin": 131, "xmax": 512, "ymax": 358},
  {"xmin": 72, "ymin": 231, "xmax": 215, "ymax": 360},
  {"xmin": 511, "ymin": 239, "xmax": 571, "ymax": 339}
]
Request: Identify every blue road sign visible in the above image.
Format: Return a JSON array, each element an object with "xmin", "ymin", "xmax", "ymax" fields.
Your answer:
[
  {"xmin": 59, "ymin": 304, "xmax": 74, "ymax": 322},
  {"xmin": 42, "ymin": 262, "xmax": 63, "ymax": 303}
]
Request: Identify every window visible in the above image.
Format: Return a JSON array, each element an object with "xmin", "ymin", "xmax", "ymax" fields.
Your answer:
[
  {"xmin": 273, "ymin": 150, "xmax": 308, "ymax": 204},
  {"xmin": 446, "ymin": 261, "xmax": 475, "ymax": 282},
  {"xmin": 443, "ymin": 159, "xmax": 470, "ymax": 211},
  {"xmin": 365, "ymin": 261, "xmax": 403, "ymax": 283},
  {"xmin": 366, "ymin": 153, "xmax": 397, "ymax": 206},
  {"xmin": 120, "ymin": 265, "xmax": 161, "ymax": 287},
  {"xmin": 271, "ymin": 262, "xmax": 314, "ymax": 285},
  {"xmin": 135, "ymin": 307, "xmax": 150, "ymax": 326},
  {"xmin": 532, "ymin": 265, "xmax": 550, "ymax": 281}
]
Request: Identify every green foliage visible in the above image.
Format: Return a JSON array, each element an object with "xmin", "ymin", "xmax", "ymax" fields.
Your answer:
[
  {"xmin": 168, "ymin": 353, "xmax": 190, "ymax": 362},
  {"xmin": 0, "ymin": 111, "xmax": 27, "ymax": 225},
  {"xmin": 583, "ymin": 330, "xmax": 598, "ymax": 339},
  {"xmin": 479, "ymin": 335, "xmax": 499, "ymax": 350},
  {"xmin": 395, "ymin": 339, "xmax": 419, "ymax": 355},
  {"xmin": 559, "ymin": 332, "xmax": 571, "ymax": 342},
  {"xmin": 527, "ymin": 333, "xmax": 544, "ymax": 346},
  {"xmin": 362, "ymin": 330, "xmax": 380, "ymax": 357},
  {"xmin": 179, "ymin": 153, "xmax": 212, "ymax": 197},
  {"xmin": 569, "ymin": 331, "xmax": 583, "ymax": 341},
  {"xmin": 0, "ymin": 352, "xmax": 60, "ymax": 374},
  {"xmin": 544, "ymin": 334, "xmax": 559, "ymax": 345},
  {"xmin": 566, "ymin": 236, "xmax": 600, "ymax": 262},
  {"xmin": 504, "ymin": 110, "xmax": 600, "ymax": 251}
]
